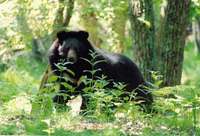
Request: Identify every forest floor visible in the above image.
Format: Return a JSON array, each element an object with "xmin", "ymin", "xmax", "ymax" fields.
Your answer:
[{"xmin": 0, "ymin": 42, "xmax": 200, "ymax": 135}]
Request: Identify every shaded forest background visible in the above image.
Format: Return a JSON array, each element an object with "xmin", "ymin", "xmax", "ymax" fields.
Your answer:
[
  {"xmin": 0, "ymin": 0, "xmax": 200, "ymax": 86},
  {"xmin": 0, "ymin": 0, "xmax": 200, "ymax": 135}
]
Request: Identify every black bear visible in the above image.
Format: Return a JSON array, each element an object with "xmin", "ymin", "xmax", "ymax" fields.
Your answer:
[{"xmin": 48, "ymin": 30, "xmax": 153, "ymax": 108}]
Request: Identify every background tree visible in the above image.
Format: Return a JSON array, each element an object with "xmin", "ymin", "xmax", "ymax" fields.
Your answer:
[
  {"xmin": 77, "ymin": 0, "xmax": 102, "ymax": 47},
  {"xmin": 52, "ymin": 0, "xmax": 75, "ymax": 39},
  {"xmin": 34, "ymin": 0, "xmax": 75, "ymax": 60},
  {"xmin": 77, "ymin": 0, "xmax": 128, "ymax": 52},
  {"xmin": 159, "ymin": 0, "xmax": 190, "ymax": 86},
  {"xmin": 194, "ymin": 18, "xmax": 200, "ymax": 53},
  {"xmin": 129, "ymin": 0, "xmax": 191, "ymax": 86},
  {"xmin": 129, "ymin": 0, "xmax": 156, "ymax": 82}
]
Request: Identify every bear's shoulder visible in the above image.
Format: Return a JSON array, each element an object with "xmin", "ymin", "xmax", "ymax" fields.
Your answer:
[{"xmin": 95, "ymin": 48, "xmax": 133, "ymax": 65}]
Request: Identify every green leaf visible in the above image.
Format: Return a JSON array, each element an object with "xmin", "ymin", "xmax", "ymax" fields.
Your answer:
[
  {"xmin": 48, "ymin": 75, "xmax": 58, "ymax": 82},
  {"xmin": 80, "ymin": 58, "xmax": 92, "ymax": 65},
  {"xmin": 93, "ymin": 60, "xmax": 106, "ymax": 66}
]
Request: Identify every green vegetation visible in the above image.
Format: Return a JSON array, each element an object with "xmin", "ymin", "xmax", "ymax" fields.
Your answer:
[
  {"xmin": 0, "ymin": 43, "xmax": 200, "ymax": 135},
  {"xmin": 0, "ymin": 0, "xmax": 200, "ymax": 135}
]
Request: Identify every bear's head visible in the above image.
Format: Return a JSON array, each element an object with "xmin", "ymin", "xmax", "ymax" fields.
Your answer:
[{"xmin": 56, "ymin": 30, "xmax": 92, "ymax": 64}]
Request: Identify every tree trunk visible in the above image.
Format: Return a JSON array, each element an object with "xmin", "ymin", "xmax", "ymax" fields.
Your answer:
[
  {"xmin": 159, "ymin": 0, "xmax": 190, "ymax": 86},
  {"xmin": 129, "ymin": 0, "xmax": 156, "ymax": 82},
  {"xmin": 63, "ymin": 0, "xmax": 75, "ymax": 27},
  {"xmin": 78, "ymin": 0, "xmax": 102, "ymax": 47},
  {"xmin": 52, "ymin": 0, "xmax": 65, "ymax": 36},
  {"xmin": 194, "ymin": 18, "xmax": 200, "ymax": 53},
  {"xmin": 52, "ymin": 0, "xmax": 75, "ymax": 39}
]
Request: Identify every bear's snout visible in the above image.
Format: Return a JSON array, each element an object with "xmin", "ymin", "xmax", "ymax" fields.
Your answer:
[{"xmin": 67, "ymin": 49, "xmax": 77, "ymax": 63}]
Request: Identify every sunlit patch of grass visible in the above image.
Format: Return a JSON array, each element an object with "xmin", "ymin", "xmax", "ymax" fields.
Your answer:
[
  {"xmin": 0, "ymin": 67, "xmax": 38, "ymax": 103},
  {"xmin": 150, "ymin": 85, "xmax": 200, "ymax": 135},
  {"xmin": 0, "ymin": 80, "xmax": 19, "ymax": 102},
  {"xmin": 53, "ymin": 129, "xmax": 102, "ymax": 136},
  {"xmin": 5, "ymin": 94, "xmax": 32, "ymax": 114},
  {"xmin": 0, "ymin": 53, "xmax": 46, "ymax": 103},
  {"xmin": 23, "ymin": 119, "xmax": 48, "ymax": 135},
  {"xmin": 0, "ymin": 94, "xmax": 31, "ymax": 125},
  {"xmin": 0, "ymin": 105, "xmax": 27, "ymax": 135},
  {"xmin": 3, "ymin": 68, "xmax": 31, "ymax": 85},
  {"xmin": 52, "ymin": 112, "xmax": 82, "ymax": 131},
  {"xmin": 0, "ymin": 124, "xmax": 19, "ymax": 135}
]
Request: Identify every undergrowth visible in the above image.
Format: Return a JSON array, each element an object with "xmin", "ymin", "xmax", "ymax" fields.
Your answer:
[{"xmin": 0, "ymin": 43, "xmax": 200, "ymax": 135}]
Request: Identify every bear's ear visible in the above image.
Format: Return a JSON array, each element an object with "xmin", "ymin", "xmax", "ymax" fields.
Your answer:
[
  {"xmin": 78, "ymin": 31, "xmax": 89, "ymax": 39},
  {"xmin": 57, "ymin": 31, "xmax": 67, "ymax": 42}
]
